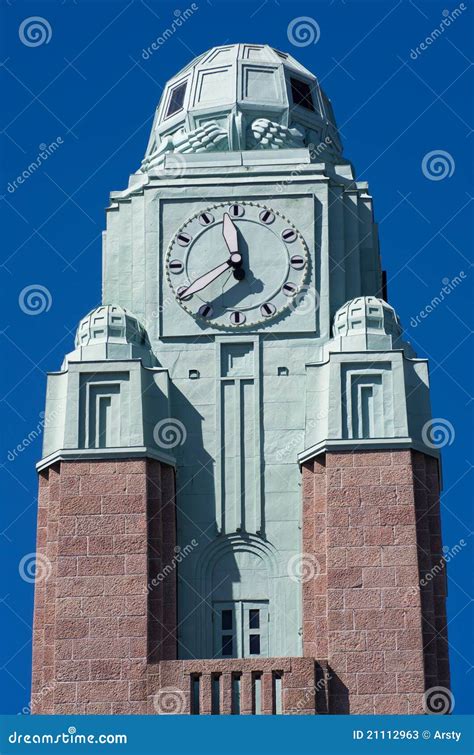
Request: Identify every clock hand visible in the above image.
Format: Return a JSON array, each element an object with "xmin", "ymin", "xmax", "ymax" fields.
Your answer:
[
  {"xmin": 222, "ymin": 212, "xmax": 239, "ymax": 254},
  {"xmin": 178, "ymin": 254, "xmax": 242, "ymax": 299}
]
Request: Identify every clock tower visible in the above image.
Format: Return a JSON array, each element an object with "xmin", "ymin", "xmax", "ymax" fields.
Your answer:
[{"xmin": 32, "ymin": 44, "xmax": 450, "ymax": 715}]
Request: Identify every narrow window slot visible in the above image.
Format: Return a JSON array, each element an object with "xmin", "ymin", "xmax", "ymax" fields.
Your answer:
[
  {"xmin": 166, "ymin": 82, "xmax": 187, "ymax": 117},
  {"xmin": 222, "ymin": 609, "xmax": 233, "ymax": 630},
  {"xmin": 191, "ymin": 675, "xmax": 200, "ymax": 715},
  {"xmin": 211, "ymin": 674, "xmax": 220, "ymax": 715},
  {"xmin": 252, "ymin": 673, "xmax": 262, "ymax": 715},
  {"xmin": 249, "ymin": 608, "xmax": 259, "ymax": 629},
  {"xmin": 97, "ymin": 396, "xmax": 111, "ymax": 448},
  {"xmin": 221, "ymin": 634, "xmax": 233, "ymax": 656},
  {"xmin": 249, "ymin": 634, "xmax": 261, "ymax": 654},
  {"xmin": 231, "ymin": 673, "xmax": 241, "ymax": 715},
  {"xmin": 273, "ymin": 672, "xmax": 282, "ymax": 715}
]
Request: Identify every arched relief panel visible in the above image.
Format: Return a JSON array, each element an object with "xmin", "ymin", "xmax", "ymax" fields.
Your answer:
[
  {"xmin": 212, "ymin": 547, "xmax": 269, "ymax": 602},
  {"xmin": 194, "ymin": 534, "xmax": 286, "ymax": 658}
]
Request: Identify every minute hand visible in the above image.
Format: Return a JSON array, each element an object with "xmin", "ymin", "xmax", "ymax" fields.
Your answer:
[
  {"xmin": 178, "ymin": 260, "xmax": 232, "ymax": 299},
  {"xmin": 222, "ymin": 212, "xmax": 239, "ymax": 254}
]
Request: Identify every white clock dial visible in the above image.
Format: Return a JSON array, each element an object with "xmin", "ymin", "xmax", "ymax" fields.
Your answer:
[{"xmin": 165, "ymin": 201, "xmax": 309, "ymax": 328}]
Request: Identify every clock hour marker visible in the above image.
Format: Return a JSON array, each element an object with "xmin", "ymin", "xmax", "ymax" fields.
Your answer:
[
  {"xmin": 177, "ymin": 232, "xmax": 192, "ymax": 246},
  {"xmin": 169, "ymin": 259, "xmax": 184, "ymax": 274},
  {"xmin": 259, "ymin": 209, "xmax": 275, "ymax": 225},
  {"xmin": 228, "ymin": 204, "xmax": 244, "ymax": 218},
  {"xmin": 261, "ymin": 302, "xmax": 276, "ymax": 318},
  {"xmin": 290, "ymin": 255, "xmax": 305, "ymax": 270},
  {"xmin": 281, "ymin": 228, "xmax": 297, "ymax": 243},
  {"xmin": 177, "ymin": 285, "xmax": 192, "ymax": 301},
  {"xmin": 230, "ymin": 311, "xmax": 246, "ymax": 325},
  {"xmin": 199, "ymin": 212, "xmax": 214, "ymax": 226},
  {"xmin": 198, "ymin": 304, "xmax": 213, "ymax": 318},
  {"xmin": 282, "ymin": 282, "xmax": 297, "ymax": 296}
]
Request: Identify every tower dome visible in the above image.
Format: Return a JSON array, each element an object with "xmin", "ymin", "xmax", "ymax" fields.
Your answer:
[
  {"xmin": 75, "ymin": 305, "xmax": 148, "ymax": 347},
  {"xmin": 332, "ymin": 297, "xmax": 402, "ymax": 339},
  {"xmin": 142, "ymin": 43, "xmax": 342, "ymax": 171},
  {"xmin": 64, "ymin": 305, "xmax": 157, "ymax": 367}
]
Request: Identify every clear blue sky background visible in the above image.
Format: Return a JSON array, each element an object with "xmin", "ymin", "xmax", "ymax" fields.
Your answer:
[{"xmin": 0, "ymin": 0, "xmax": 472, "ymax": 715}]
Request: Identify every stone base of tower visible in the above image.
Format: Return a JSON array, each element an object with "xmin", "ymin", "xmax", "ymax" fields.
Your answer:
[
  {"xmin": 31, "ymin": 458, "xmax": 176, "ymax": 715},
  {"xmin": 32, "ymin": 450, "xmax": 449, "ymax": 715},
  {"xmin": 301, "ymin": 448, "xmax": 450, "ymax": 715}
]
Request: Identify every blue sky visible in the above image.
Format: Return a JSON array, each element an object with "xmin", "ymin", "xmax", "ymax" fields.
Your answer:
[{"xmin": 0, "ymin": 0, "xmax": 472, "ymax": 715}]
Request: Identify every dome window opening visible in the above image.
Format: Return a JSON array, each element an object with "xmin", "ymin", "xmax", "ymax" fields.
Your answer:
[
  {"xmin": 290, "ymin": 77, "xmax": 315, "ymax": 111},
  {"xmin": 166, "ymin": 81, "xmax": 187, "ymax": 118}
]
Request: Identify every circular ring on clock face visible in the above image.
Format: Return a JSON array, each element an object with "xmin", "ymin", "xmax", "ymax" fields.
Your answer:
[
  {"xmin": 283, "ymin": 282, "xmax": 297, "ymax": 296},
  {"xmin": 228, "ymin": 203, "xmax": 244, "ymax": 218},
  {"xmin": 261, "ymin": 302, "xmax": 276, "ymax": 318},
  {"xmin": 259, "ymin": 209, "xmax": 275, "ymax": 225},
  {"xmin": 230, "ymin": 311, "xmax": 246, "ymax": 325},
  {"xmin": 199, "ymin": 212, "xmax": 214, "ymax": 226},
  {"xmin": 198, "ymin": 303, "xmax": 213, "ymax": 318},
  {"xmin": 177, "ymin": 285, "xmax": 192, "ymax": 301},
  {"xmin": 281, "ymin": 228, "xmax": 297, "ymax": 243},
  {"xmin": 290, "ymin": 255, "xmax": 305, "ymax": 270},
  {"xmin": 169, "ymin": 259, "xmax": 184, "ymax": 274},
  {"xmin": 165, "ymin": 201, "xmax": 310, "ymax": 329},
  {"xmin": 176, "ymin": 232, "xmax": 192, "ymax": 246}
]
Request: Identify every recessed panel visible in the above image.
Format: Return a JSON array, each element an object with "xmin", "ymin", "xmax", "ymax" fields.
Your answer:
[
  {"xmin": 195, "ymin": 67, "xmax": 233, "ymax": 105},
  {"xmin": 202, "ymin": 47, "xmax": 235, "ymax": 65},
  {"xmin": 241, "ymin": 66, "xmax": 279, "ymax": 102},
  {"xmin": 242, "ymin": 45, "xmax": 268, "ymax": 60}
]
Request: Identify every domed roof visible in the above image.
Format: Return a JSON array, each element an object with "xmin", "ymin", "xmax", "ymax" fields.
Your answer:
[
  {"xmin": 142, "ymin": 44, "xmax": 342, "ymax": 171},
  {"xmin": 75, "ymin": 305, "xmax": 148, "ymax": 348},
  {"xmin": 333, "ymin": 297, "xmax": 402, "ymax": 338},
  {"xmin": 64, "ymin": 305, "xmax": 157, "ymax": 367}
]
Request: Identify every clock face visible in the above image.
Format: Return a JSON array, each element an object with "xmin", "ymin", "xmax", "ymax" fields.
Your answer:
[{"xmin": 165, "ymin": 201, "xmax": 309, "ymax": 328}]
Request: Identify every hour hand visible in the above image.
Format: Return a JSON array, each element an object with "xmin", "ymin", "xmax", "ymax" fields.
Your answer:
[
  {"xmin": 222, "ymin": 212, "xmax": 239, "ymax": 254},
  {"xmin": 178, "ymin": 259, "xmax": 233, "ymax": 299}
]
